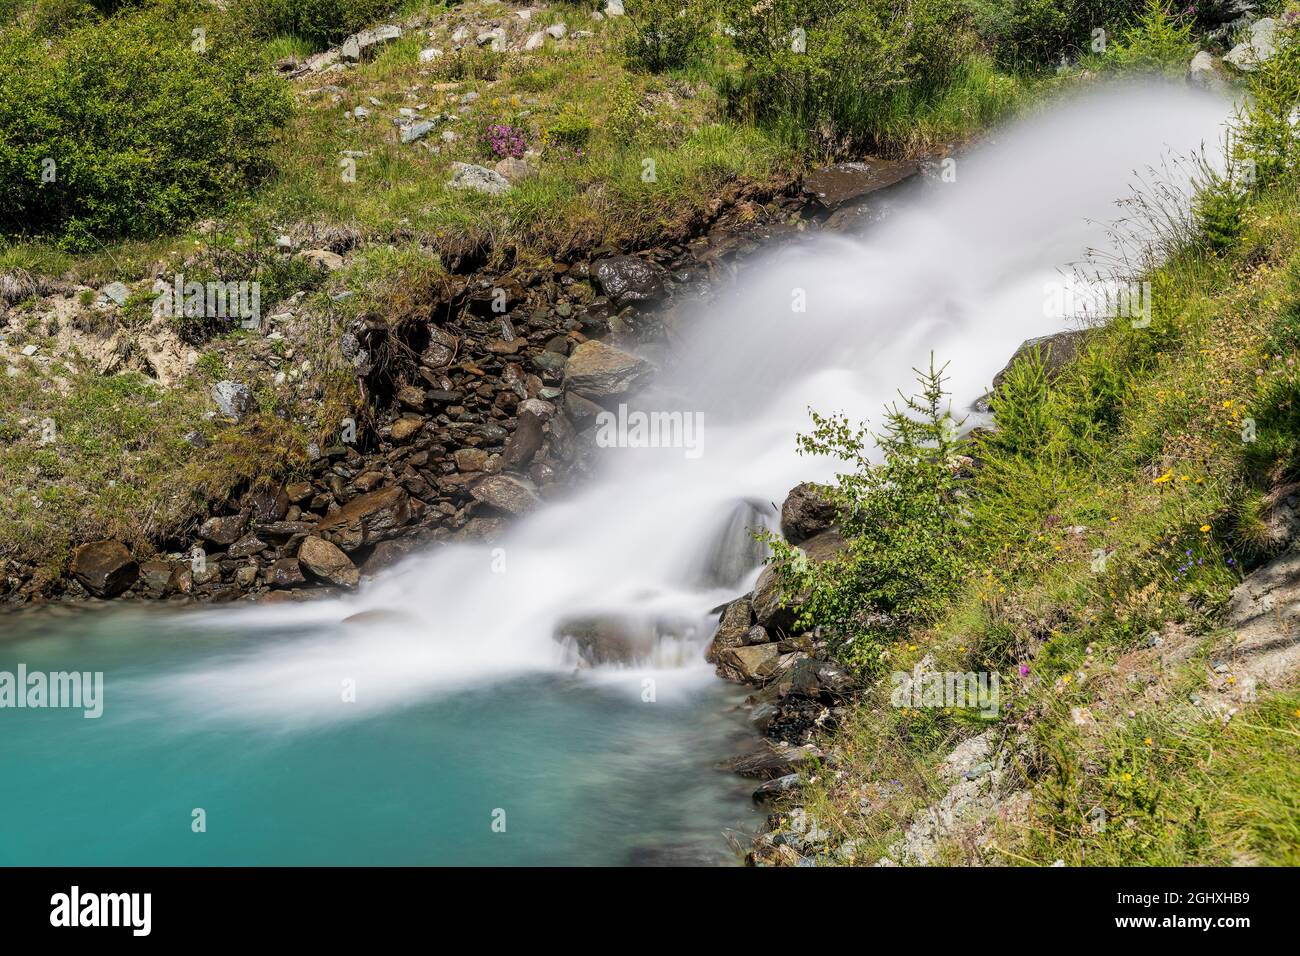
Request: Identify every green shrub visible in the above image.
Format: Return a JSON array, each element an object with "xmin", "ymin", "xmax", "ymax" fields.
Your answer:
[
  {"xmin": 719, "ymin": 0, "xmax": 975, "ymax": 149},
  {"xmin": 762, "ymin": 358, "xmax": 970, "ymax": 674},
  {"xmin": 1099, "ymin": 0, "xmax": 1196, "ymax": 73},
  {"xmin": 623, "ymin": 0, "xmax": 710, "ymax": 73},
  {"xmin": 966, "ymin": 0, "xmax": 1146, "ymax": 69},
  {"xmin": 1235, "ymin": 20, "xmax": 1300, "ymax": 189},
  {"xmin": 0, "ymin": 4, "xmax": 291, "ymax": 248},
  {"xmin": 233, "ymin": 0, "xmax": 397, "ymax": 49}
]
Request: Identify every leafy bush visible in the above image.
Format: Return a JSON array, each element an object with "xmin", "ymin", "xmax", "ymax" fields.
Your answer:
[
  {"xmin": 719, "ymin": 0, "xmax": 975, "ymax": 148},
  {"xmin": 966, "ymin": 0, "xmax": 1146, "ymax": 69},
  {"xmin": 623, "ymin": 0, "xmax": 710, "ymax": 72},
  {"xmin": 0, "ymin": 5, "xmax": 291, "ymax": 248},
  {"xmin": 234, "ymin": 0, "xmax": 397, "ymax": 48},
  {"xmin": 762, "ymin": 358, "xmax": 970, "ymax": 673}
]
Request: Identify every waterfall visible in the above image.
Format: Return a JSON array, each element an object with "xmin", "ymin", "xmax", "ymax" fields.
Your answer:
[{"xmin": 159, "ymin": 81, "xmax": 1231, "ymax": 725}]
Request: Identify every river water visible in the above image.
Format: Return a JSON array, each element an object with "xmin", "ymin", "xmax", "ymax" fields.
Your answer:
[{"xmin": 0, "ymin": 83, "xmax": 1230, "ymax": 865}]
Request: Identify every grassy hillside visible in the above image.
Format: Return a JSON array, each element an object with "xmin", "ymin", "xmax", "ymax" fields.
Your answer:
[{"xmin": 757, "ymin": 10, "xmax": 1300, "ymax": 865}]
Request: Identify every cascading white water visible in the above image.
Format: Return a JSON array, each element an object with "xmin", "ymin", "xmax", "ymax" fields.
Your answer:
[{"xmin": 163, "ymin": 82, "xmax": 1232, "ymax": 725}]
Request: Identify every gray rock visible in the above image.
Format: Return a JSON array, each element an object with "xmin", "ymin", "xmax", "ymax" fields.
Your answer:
[
  {"xmin": 212, "ymin": 380, "xmax": 256, "ymax": 420},
  {"xmin": 401, "ymin": 120, "xmax": 436, "ymax": 144},
  {"xmin": 991, "ymin": 329, "xmax": 1091, "ymax": 393},
  {"xmin": 1187, "ymin": 50, "xmax": 1225, "ymax": 91},
  {"xmin": 471, "ymin": 473, "xmax": 541, "ymax": 516},
  {"xmin": 341, "ymin": 24, "xmax": 403, "ymax": 62},
  {"xmin": 98, "ymin": 281, "xmax": 130, "ymax": 306},
  {"xmin": 604, "ymin": 0, "xmax": 625, "ymax": 15},
  {"xmin": 446, "ymin": 162, "xmax": 511, "ymax": 196},
  {"xmin": 1224, "ymin": 17, "xmax": 1280, "ymax": 71},
  {"xmin": 546, "ymin": 23, "xmax": 568, "ymax": 39}
]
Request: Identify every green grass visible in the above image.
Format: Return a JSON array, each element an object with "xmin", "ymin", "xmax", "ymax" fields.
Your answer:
[{"xmin": 779, "ymin": 173, "xmax": 1300, "ymax": 865}]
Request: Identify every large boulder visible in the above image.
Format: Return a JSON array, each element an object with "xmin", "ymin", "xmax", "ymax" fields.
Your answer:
[
  {"xmin": 751, "ymin": 531, "xmax": 848, "ymax": 634},
  {"xmin": 447, "ymin": 162, "xmax": 511, "ymax": 196},
  {"xmin": 780, "ymin": 482, "xmax": 837, "ymax": 544},
  {"xmin": 1224, "ymin": 17, "xmax": 1280, "ymax": 71},
  {"xmin": 314, "ymin": 486, "xmax": 411, "ymax": 551},
  {"xmin": 717, "ymin": 643, "xmax": 784, "ymax": 683},
  {"xmin": 705, "ymin": 596, "xmax": 755, "ymax": 664},
  {"xmin": 563, "ymin": 340, "xmax": 654, "ymax": 402},
  {"xmin": 69, "ymin": 540, "xmax": 137, "ymax": 598},
  {"xmin": 470, "ymin": 473, "xmax": 541, "ymax": 516},
  {"xmin": 592, "ymin": 256, "xmax": 667, "ymax": 307},
  {"xmin": 991, "ymin": 329, "xmax": 1091, "ymax": 393},
  {"xmin": 341, "ymin": 24, "xmax": 403, "ymax": 62},
  {"xmin": 297, "ymin": 536, "xmax": 359, "ymax": 588}
]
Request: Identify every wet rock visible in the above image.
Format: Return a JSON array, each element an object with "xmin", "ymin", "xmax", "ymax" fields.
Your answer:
[
  {"xmin": 246, "ymin": 485, "xmax": 290, "ymax": 523},
  {"xmin": 592, "ymin": 255, "xmax": 667, "ymax": 307},
  {"xmin": 780, "ymin": 482, "xmax": 837, "ymax": 544},
  {"xmin": 227, "ymin": 533, "xmax": 267, "ymax": 560},
  {"xmin": 362, "ymin": 538, "xmax": 419, "ymax": 575},
  {"xmin": 563, "ymin": 340, "xmax": 654, "ymax": 401},
  {"xmin": 138, "ymin": 559, "xmax": 178, "ymax": 596},
  {"xmin": 199, "ymin": 514, "xmax": 246, "ymax": 546},
  {"xmin": 802, "ymin": 158, "xmax": 918, "ymax": 209},
  {"xmin": 298, "ymin": 536, "xmax": 360, "ymax": 587},
  {"xmin": 470, "ymin": 473, "xmax": 541, "ymax": 516},
  {"xmin": 554, "ymin": 612, "xmax": 698, "ymax": 665},
  {"xmin": 69, "ymin": 540, "xmax": 138, "ymax": 598},
  {"xmin": 500, "ymin": 402, "xmax": 548, "ymax": 469},
  {"xmin": 720, "ymin": 740, "xmax": 824, "ymax": 779},
  {"xmin": 687, "ymin": 499, "xmax": 771, "ymax": 590},
  {"xmin": 718, "ymin": 643, "xmax": 783, "ymax": 683},
  {"xmin": 705, "ymin": 596, "xmax": 754, "ymax": 664},
  {"xmin": 265, "ymin": 557, "xmax": 306, "ymax": 589},
  {"xmin": 753, "ymin": 773, "xmax": 802, "ymax": 804},
  {"xmin": 212, "ymin": 381, "xmax": 256, "ymax": 421},
  {"xmin": 314, "ymin": 485, "xmax": 412, "ymax": 551}
]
